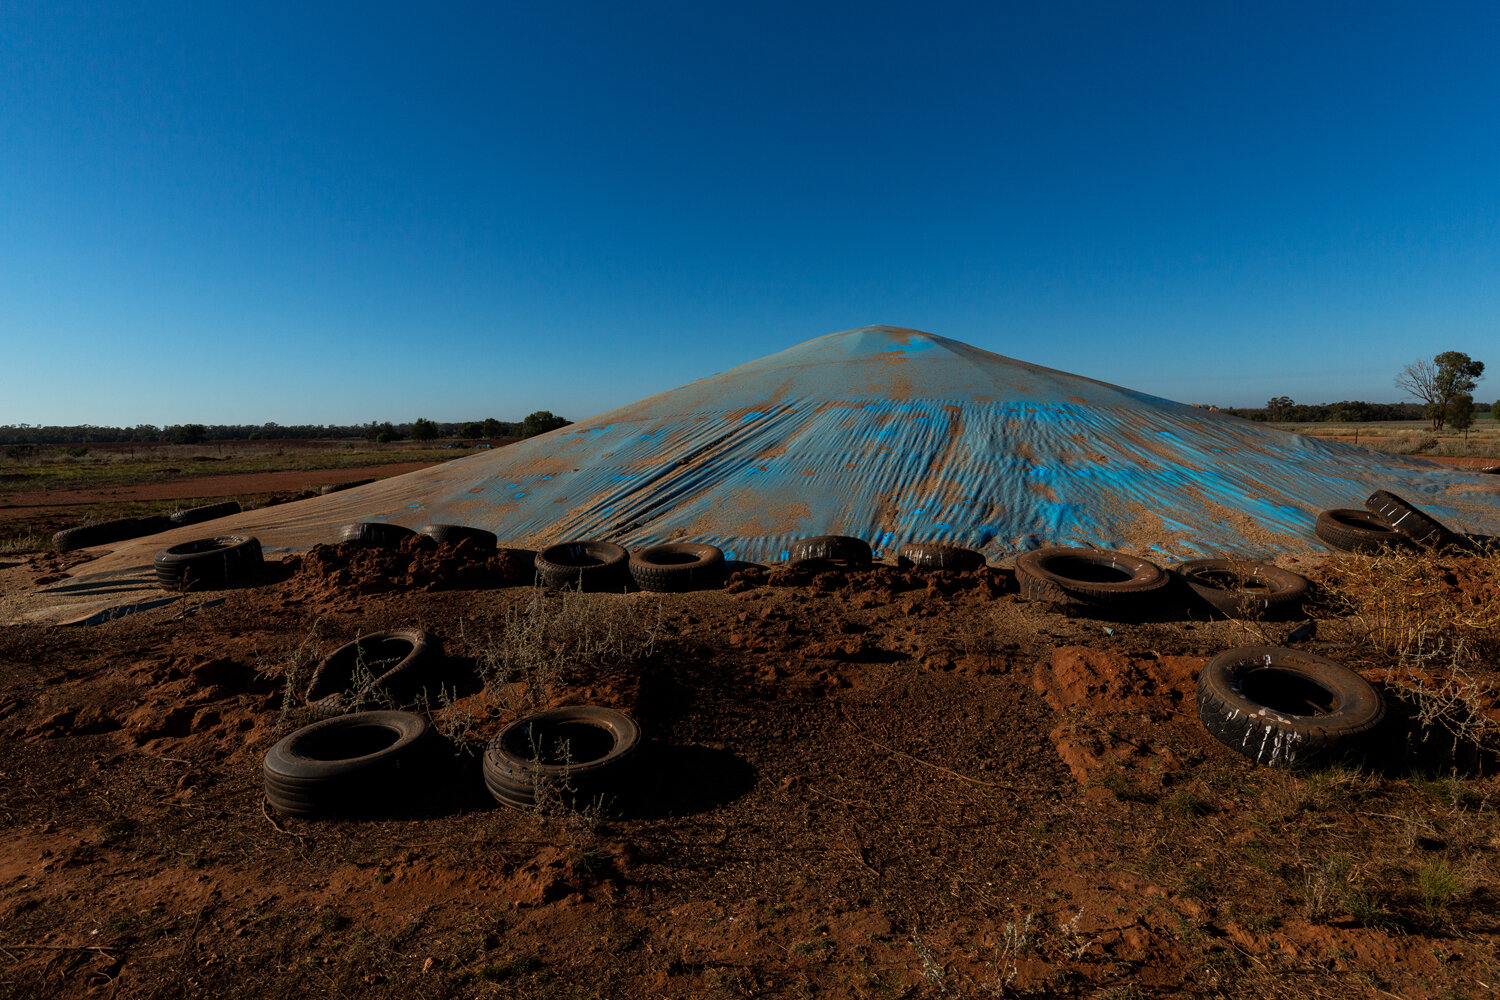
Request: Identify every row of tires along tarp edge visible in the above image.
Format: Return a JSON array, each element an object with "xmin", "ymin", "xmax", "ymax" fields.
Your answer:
[{"xmin": 137, "ymin": 487, "xmax": 1479, "ymax": 596}]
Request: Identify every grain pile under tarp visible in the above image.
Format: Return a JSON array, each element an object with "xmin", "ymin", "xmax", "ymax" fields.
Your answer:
[{"xmin": 16, "ymin": 325, "xmax": 1500, "ymax": 621}]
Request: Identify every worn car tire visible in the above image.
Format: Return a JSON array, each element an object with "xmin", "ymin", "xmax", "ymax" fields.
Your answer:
[
  {"xmin": 1173, "ymin": 559, "xmax": 1308, "ymax": 620},
  {"xmin": 320, "ymin": 478, "xmax": 375, "ymax": 495},
  {"xmin": 304, "ymin": 630, "xmax": 440, "ymax": 715},
  {"xmin": 534, "ymin": 541, "xmax": 629, "ymax": 590},
  {"xmin": 52, "ymin": 516, "xmax": 153, "ymax": 552},
  {"xmin": 896, "ymin": 542, "xmax": 985, "ymax": 572},
  {"xmin": 154, "ymin": 535, "xmax": 263, "ymax": 591},
  {"xmin": 1314, "ymin": 509, "xmax": 1413, "ymax": 554},
  {"xmin": 263, "ymin": 710, "xmax": 434, "ymax": 818},
  {"xmin": 1363, "ymin": 490, "xmax": 1465, "ymax": 551},
  {"xmin": 338, "ymin": 521, "xmax": 416, "ymax": 547},
  {"xmin": 419, "ymin": 523, "xmax": 498, "ymax": 549},
  {"xmin": 1196, "ymin": 646, "xmax": 1384, "ymax": 767},
  {"xmin": 482, "ymin": 706, "xmax": 641, "ymax": 811},
  {"xmin": 629, "ymin": 543, "xmax": 726, "ymax": 592},
  {"xmin": 134, "ymin": 514, "xmax": 173, "ymax": 536},
  {"xmin": 788, "ymin": 535, "xmax": 872, "ymax": 569},
  {"xmin": 1014, "ymin": 546, "xmax": 1168, "ymax": 607},
  {"xmin": 169, "ymin": 501, "xmax": 241, "ymax": 527}
]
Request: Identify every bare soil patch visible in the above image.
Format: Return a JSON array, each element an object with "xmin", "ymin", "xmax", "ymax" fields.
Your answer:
[{"xmin": 1, "ymin": 536, "xmax": 1497, "ymax": 999}]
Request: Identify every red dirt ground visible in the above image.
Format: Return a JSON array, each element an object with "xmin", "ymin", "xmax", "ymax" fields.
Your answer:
[{"xmin": 2, "ymin": 525, "xmax": 1498, "ymax": 999}]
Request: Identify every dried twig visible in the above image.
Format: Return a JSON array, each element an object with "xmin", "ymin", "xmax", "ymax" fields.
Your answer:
[{"xmin": 844, "ymin": 718, "xmax": 1022, "ymax": 791}]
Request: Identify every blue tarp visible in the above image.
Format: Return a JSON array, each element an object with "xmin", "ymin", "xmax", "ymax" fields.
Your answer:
[{"xmin": 73, "ymin": 326, "xmax": 1500, "ymax": 569}]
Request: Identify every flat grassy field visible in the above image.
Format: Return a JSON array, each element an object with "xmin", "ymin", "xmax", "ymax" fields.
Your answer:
[
  {"xmin": 1274, "ymin": 419, "xmax": 1500, "ymax": 458},
  {"xmin": 0, "ymin": 439, "xmax": 505, "ymax": 494},
  {"xmin": 0, "ymin": 438, "xmax": 513, "ymax": 552}
]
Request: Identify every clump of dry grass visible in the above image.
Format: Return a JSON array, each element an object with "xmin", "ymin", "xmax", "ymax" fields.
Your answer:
[
  {"xmin": 479, "ymin": 588, "xmax": 662, "ymax": 711},
  {"xmin": 1319, "ymin": 545, "xmax": 1500, "ymax": 752}
]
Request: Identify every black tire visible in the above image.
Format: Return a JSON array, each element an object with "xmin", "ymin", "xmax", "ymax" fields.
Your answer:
[
  {"xmin": 1014, "ymin": 546, "xmax": 1168, "ymax": 607},
  {"xmin": 1172, "ymin": 559, "xmax": 1308, "ymax": 620},
  {"xmin": 1196, "ymin": 646, "xmax": 1385, "ymax": 767},
  {"xmin": 338, "ymin": 521, "xmax": 416, "ymax": 547},
  {"xmin": 154, "ymin": 535, "xmax": 263, "ymax": 591},
  {"xmin": 788, "ymin": 535, "xmax": 872, "ymax": 570},
  {"xmin": 52, "ymin": 516, "xmax": 151, "ymax": 552},
  {"xmin": 1363, "ymin": 490, "xmax": 1465, "ymax": 551},
  {"xmin": 534, "ymin": 541, "xmax": 629, "ymax": 590},
  {"xmin": 896, "ymin": 542, "xmax": 985, "ymax": 572},
  {"xmin": 629, "ymin": 543, "xmax": 726, "ymax": 592},
  {"xmin": 482, "ymin": 706, "xmax": 641, "ymax": 811},
  {"xmin": 263, "ymin": 710, "xmax": 434, "ymax": 818},
  {"xmin": 419, "ymin": 523, "xmax": 498, "ymax": 549},
  {"xmin": 134, "ymin": 514, "xmax": 173, "ymax": 536},
  {"xmin": 320, "ymin": 479, "xmax": 375, "ymax": 495},
  {"xmin": 304, "ymin": 630, "xmax": 441, "ymax": 714},
  {"xmin": 169, "ymin": 501, "xmax": 241, "ymax": 527},
  {"xmin": 1314, "ymin": 509, "xmax": 1413, "ymax": 554}
]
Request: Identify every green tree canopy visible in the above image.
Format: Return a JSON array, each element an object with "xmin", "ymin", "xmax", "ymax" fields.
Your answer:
[
  {"xmin": 520, "ymin": 410, "xmax": 570, "ymax": 438},
  {"xmin": 410, "ymin": 417, "xmax": 439, "ymax": 442},
  {"xmin": 1395, "ymin": 351, "xmax": 1485, "ymax": 430}
]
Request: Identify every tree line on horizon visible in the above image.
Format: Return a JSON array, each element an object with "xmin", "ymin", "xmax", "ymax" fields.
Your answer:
[
  {"xmin": 1223, "ymin": 399, "xmax": 1493, "ymax": 423},
  {"xmin": 1229, "ymin": 350, "xmax": 1491, "ymax": 431},
  {"xmin": 0, "ymin": 411, "xmax": 571, "ymax": 447}
]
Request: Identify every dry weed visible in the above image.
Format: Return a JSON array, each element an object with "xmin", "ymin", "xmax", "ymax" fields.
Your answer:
[
  {"xmin": 1319, "ymin": 546, "xmax": 1500, "ymax": 752},
  {"xmin": 479, "ymin": 587, "xmax": 662, "ymax": 712}
]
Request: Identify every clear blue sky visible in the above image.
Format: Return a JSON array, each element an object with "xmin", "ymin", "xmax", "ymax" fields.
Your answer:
[{"xmin": 2, "ymin": 1, "xmax": 1495, "ymax": 426}]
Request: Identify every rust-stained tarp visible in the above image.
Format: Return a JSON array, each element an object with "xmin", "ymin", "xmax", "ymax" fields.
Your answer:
[{"xmin": 18, "ymin": 325, "xmax": 1500, "ymax": 621}]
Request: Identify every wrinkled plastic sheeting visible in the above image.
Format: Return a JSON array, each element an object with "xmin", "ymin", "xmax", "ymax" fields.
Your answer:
[
  {"xmin": 58, "ymin": 326, "xmax": 1500, "ymax": 576},
  {"xmin": 379, "ymin": 326, "xmax": 1500, "ymax": 561}
]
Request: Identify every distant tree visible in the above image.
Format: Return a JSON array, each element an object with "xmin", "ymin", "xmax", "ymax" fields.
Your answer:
[
  {"xmin": 459, "ymin": 421, "xmax": 484, "ymax": 440},
  {"xmin": 364, "ymin": 420, "xmax": 401, "ymax": 443},
  {"xmin": 520, "ymin": 410, "xmax": 570, "ymax": 438},
  {"xmin": 1494, "ymin": 399, "xmax": 1500, "ymax": 422},
  {"xmin": 409, "ymin": 417, "xmax": 439, "ymax": 442},
  {"xmin": 1448, "ymin": 394, "xmax": 1475, "ymax": 438},
  {"xmin": 1396, "ymin": 352, "xmax": 1485, "ymax": 430},
  {"xmin": 481, "ymin": 417, "xmax": 505, "ymax": 438},
  {"xmin": 173, "ymin": 423, "xmax": 207, "ymax": 445},
  {"xmin": 1266, "ymin": 396, "xmax": 1295, "ymax": 422}
]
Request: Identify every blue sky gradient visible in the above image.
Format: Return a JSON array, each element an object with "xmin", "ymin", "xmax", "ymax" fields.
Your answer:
[{"xmin": 2, "ymin": 1, "xmax": 1496, "ymax": 425}]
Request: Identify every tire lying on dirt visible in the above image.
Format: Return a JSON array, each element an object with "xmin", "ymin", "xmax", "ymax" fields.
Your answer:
[
  {"xmin": 419, "ymin": 523, "xmax": 498, "ymax": 549},
  {"xmin": 169, "ymin": 501, "xmax": 241, "ymax": 527},
  {"xmin": 1363, "ymin": 490, "xmax": 1466, "ymax": 551},
  {"xmin": 1172, "ymin": 559, "xmax": 1308, "ymax": 620},
  {"xmin": 1196, "ymin": 645, "xmax": 1385, "ymax": 767},
  {"xmin": 154, "ymin": 535, "xmax": 263, "ymax": 591},
  {"xmin": 1014, "ymin": 546, "xmax": 1168, "ymax": 610},
  {"xmin": 319, "ymin": 478, "xmax": 375, "ymax": 495},
  {"xmin": 534, "ymin": 541, "xmax": 629, "ymax": 590},
  {"xmin": 788, "ymin": 535, "xmax": 872, "ymax": 570},
  {"xmin": 482, "ymin": 706, "xmax": 641, "ymax": 811},
  {"xmin": 896, "ymin": 542, "xmax": 985, "ymax": 572},
  {"xmin": 263, "ymin": 710, "xmax": 435, "ymax": 818},
  {"xmin": 304, "ymin": 630, "xmax": 440, "ymax": 715},
  {"xmin": 337, "ymin": 521, "xmax": 416, "ymax": 547},
  {"xmin": 1313, "ymin": 509, "xmax": 1413, "ymax": 554},
  {"xmin": 629, "ymin": 543, "xmax": 726, "ymax": 592},
  {"xmin": 52, "ymin": 516, "xmax": 159, "ymax": 552}
]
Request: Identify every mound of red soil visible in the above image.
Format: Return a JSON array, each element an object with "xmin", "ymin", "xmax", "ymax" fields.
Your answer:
[
  {"xmin": 727, "ymin": 563, "xmax": 1013, "ymax": 606},
  {"xmin": 24, "ymin": 547, "xmax": 99, "ymax": 585},
  {"xmin": 278, "ymin": 537, "xmax": 532, "ymax": 606},
  {"xmin": 1032, "ymin": 646, "xmax": 1206, "ymax": 799}
]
